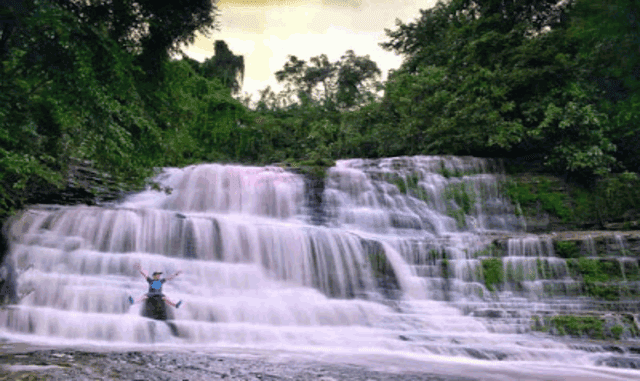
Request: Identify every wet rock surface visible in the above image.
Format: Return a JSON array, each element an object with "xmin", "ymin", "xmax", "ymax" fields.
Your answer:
[
  {"xmin": 597, "ymin": 355, "xmax": 640, "ymax": 369},
  {"xmin": 0, "ymin": 346, "xmax": 478, "ymax": 381}
]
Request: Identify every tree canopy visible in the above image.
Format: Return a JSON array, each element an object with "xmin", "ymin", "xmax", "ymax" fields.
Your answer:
[
  {"xmin": 0, "ymin": 0, "xmax": 237, "ymax": 216},
  {"xmin": 49, "ymin": 0, "xmax": 220, "ymax": 76},
  {"xmin": 374, "ymin": 0, "xmax": 634, "ymax": 178},
  {"xmin": 1, "ymin": 0, "xmax": 639, "ymax": 221},
  {"xmin": 274, "ymin": 50, "xmax": 381, "ymax": 110},
  {"xmin": 185, "ymin": 40, "xmax": 245, "ymax": 94}
]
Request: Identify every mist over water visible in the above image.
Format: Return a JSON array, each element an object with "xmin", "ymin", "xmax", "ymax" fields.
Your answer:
[{"xmin": 1, "ymin": 157, "xmax": 639, "ymax": 380}]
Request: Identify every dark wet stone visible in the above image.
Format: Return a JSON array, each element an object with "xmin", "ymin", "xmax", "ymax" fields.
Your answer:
[
  {"xmin": 602, "ymin": 345, "xmax": 625, "ymax": 354},
  {"xmin": 472, "ymin": 309, "xmax": 504, "ymax": 319},
  {"xmin": 0, "ymin": 260, "xmax": 17, "ymax": 305},
  {"xmin": 0, "ymin": 347, "xmax": 479, "ymax": 381},
  {"xmin": 463, "ymin": 348, "xmax": 509, "ymax": 361},
  {"xmin": 303, "ymin": 171, "xmax": 326, "ymax": 226},
  {"xmin": 596, "ymin": 355, "xmax": 640, "ymax": 369}
]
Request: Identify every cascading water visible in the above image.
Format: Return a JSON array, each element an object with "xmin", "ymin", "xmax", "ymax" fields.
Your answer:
[{"xmin": 1, "ymin": 157, "xmax": 639, "ymax": 380}]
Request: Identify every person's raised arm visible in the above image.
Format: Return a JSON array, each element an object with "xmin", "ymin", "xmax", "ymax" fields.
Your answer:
[
  {"xmin": 166, "ymin": 270, "xmax": 182, "ymax": 281},
  {"xmin": 134, "ymin": 262, "xmax": 148, "ymax": 279}
]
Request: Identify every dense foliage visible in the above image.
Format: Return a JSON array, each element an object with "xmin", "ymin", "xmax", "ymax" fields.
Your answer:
[
  {"xmin": 0, "ymin": 0, "xmax": 240, "ymax": 217},
  {"xmin": 0, "ymin": 0, "xmax": 639, "ymax": 221},
  {"xmin": 378, "ymin": 0, "xmax": 625, "ymax": 177},
  {"xmin": 507, "ymin": 172, "xmax": 640, "ymax": 229},
  {"xmin": 183, "ymin": 41, "xmax": 245, "ymax": 95},
  {"xmin": 249, "ymin": 0, "xmax": 639, "ymax": 180}
]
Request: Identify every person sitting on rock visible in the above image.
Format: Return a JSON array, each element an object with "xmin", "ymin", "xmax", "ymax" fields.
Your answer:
[{"xmin": 129, "ymin": 262, "xmax": 182, "ymax": 308}]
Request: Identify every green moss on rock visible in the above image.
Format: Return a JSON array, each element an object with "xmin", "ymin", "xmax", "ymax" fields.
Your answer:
[
  {"xmin": 441, "ymin": 258, "xmax": 450, "ymax": 279},
  {"xmin": 284, "ymin": 157, "xmax": 335, "ymax": 179},
  {"xmin": 445, "ymin": 182, "xmax": 476, "ymax": 215},
  {"xmin": 554, "ymin": 241, "xmax": 580, "ymax": 259},
  {"xmin": 482, "ymin": 258, "xmax": 503, "ymax": 291},
  {"xmin": 447, "ymin": 208, "xmax": 466, "ymax": 229},
  {"xmin": 506, "ymin": 176, "xmax": 572, "ymax": 223},
  {"xmin": 564, "ymin": 257, "xmax": 629, "ymax": 300},
  {"xmin": 388, "ymin": 172, "xmax": 430, "ymax": 203},
  {"xmin": 551, "ymin": 315, "xmax": 605, "ymax": 339},
  {"xmin": 534, "ymin": 314, "xmax": 640, "ymax": 341},
  {"xmin": 473, "ymin": 243, "xmax": 499, "ymax": 258},
  {"xmin": 611, "ymin": 324, "xmax": 624, "ymax": 340}
]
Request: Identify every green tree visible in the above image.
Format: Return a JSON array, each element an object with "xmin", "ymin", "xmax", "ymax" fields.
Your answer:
[
  {"xmin": 305, "ymin": 54, "xmax": 335, "ymax": 106},
  {"xmin": 0, "ymin": 0, "xmax": 160, "ymax": 214},
  {"xmin": 0, "ymin": 0, "xmax": 260, "ymax": 219},
  {"xmin": 565, "ymin": 0, "xmax": 640, "ymax": 173},
  {"xmin": 275, "ymin": 55, "xmax": 318, "ymax": 106},
  {"xmin": 379, "ymin": 0, "xmax": 622, "ymax": 177},
  {"xmin": 274, "ymin": 50, "xmax": 381, "ymax": 110},
  {"xmin": 256, "ymin": 85, "xmax": 292, "ymax": 111},
  {"xmin": 199, "ymin": 40, "xmax": 245, "ymax": 94},
  {"xmin": 0, "ymin": 0, "xmax": 28, "ymax": 59},
  {"xmin": 50, "ymin": 0, "xmax": 220, "ymax": 77},
  {"xmin": 335, "ymin": 50, "xmax": 381, "ymax": 109}
]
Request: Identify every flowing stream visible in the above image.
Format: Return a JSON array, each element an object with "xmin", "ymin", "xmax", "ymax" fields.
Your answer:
[{"xmin": 1, "ymin": 156, "xmax": 639, "ymax": 380}]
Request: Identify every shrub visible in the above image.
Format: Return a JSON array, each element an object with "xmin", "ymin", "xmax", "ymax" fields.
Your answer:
[
  {"xmin": 554, "ymin": 241, "xmax": 580, "ymax": 259},
  {"xmin": 482, "ymin": 258, "xmax": 503, "ymax": 291},
  {"xmin": 551, "ymin": 315, "xmax": 604, "ymax": 339},
  {"xmin": 611, "ymin": 325, "xmax": 624, "ymax": 340}
]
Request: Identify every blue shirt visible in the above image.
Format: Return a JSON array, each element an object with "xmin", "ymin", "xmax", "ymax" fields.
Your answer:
[{"xmin": 146, "ymin": 277, "xmax": 166, "ymax": 295}]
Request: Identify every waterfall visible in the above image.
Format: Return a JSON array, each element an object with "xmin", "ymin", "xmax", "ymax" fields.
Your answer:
[{"xmin": 0, "ymin": 156, "xmax": 635, "ymax": 372}]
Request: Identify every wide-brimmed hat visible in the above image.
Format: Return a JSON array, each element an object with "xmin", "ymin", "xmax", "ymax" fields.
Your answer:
[{"xmin": 152, "ymin": 271, "xmax": 163, "ymax": 276}]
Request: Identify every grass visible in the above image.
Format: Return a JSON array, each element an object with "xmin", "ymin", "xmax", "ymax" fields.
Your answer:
[
  {"xmin": 554, "ymin": 241, "xmax": 580, "ymax": 259},
  {"xmin": 482, "ymin": 258, "xmax": 503, "ymax": 291},
  {"xmin": 388, "ymin": 172, "xmax": 429, "ymax": 202},
  {"xmin": 447, "ymin": 209, "xmax": 466, "ymax": 229},
  {"xmin": 542, "ymin": 316, "xmax": 639, "ymax": 340},
  {"xmin": 473, "ymin": 243, "xmax": 499, "ymax": 258},
  {"xmin": 567, "ymin": 258, "xmax": 623, "ymax": 282},
  {"xmin": 550, "ymin": 315, "xmax": 605, "ymax": 339},
  {"xmin": 585, "ymin": 284, "xmax": 622, "ymax": 301},
  {"xmin": 506, "ymin": 176, "xmax": 573, "ymax": 222},
  {"xmin": 443, "ymin": 181, "xmax": 477, "ymax": 229},
  {"xmin": 445, "ymin": 182, "xmax": 476, "ymax": 215},
  {"xmin": 438, "ymin": 161, "xmax": 475, "ymax": 178},
  {"xmin": 285, "ymin": 157, "xmax": 336, "ymax": 179},
  {"xmin": 441, "ymin": 258, "xmax": 450, "ymax": 279},
  {"xmin": 439, "ymin": 161, "xmax": 453, "ymax": 178},
  {"xmin": 506, "ymin": 172, "xmax": 640, "ymax": 227},
  {"xmin": 394, "ymin": 178, "xmax": 407, "ymax": 194},
  {"xmin": 427, "ymin": 249, "xmax": 441, "ymax": 262},
  {"xmin": 611, "ymin": 325, "xmax": 624, "ymax": 340},
  {"xmin": 566, "ymin": 258, "xmax": 627, "ymax": 300}
]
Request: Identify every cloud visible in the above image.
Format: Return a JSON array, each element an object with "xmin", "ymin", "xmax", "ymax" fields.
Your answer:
[
  {"xmin": 221, "ymin": 8, "xmax": 270, "ymax": 34},
  {"xmin": 186, "ymin": 0, "xmax": 433, "ymax": 98}
]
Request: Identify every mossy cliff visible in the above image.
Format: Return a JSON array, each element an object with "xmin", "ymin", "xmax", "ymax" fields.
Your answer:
[
  {"xmin": 530, "ymin": 314, "xmax": 640, "ymax": 341},
  {"xmin": 474, "ymin": 170, "xmax": 640, "ymax": 342},
  {"xmin": 505, "ymin": 173, "xmax": 640, "ymax": 232},
  {"xmin": 470, "ymin": 229, "xmax": 640, "ymax": 335}
]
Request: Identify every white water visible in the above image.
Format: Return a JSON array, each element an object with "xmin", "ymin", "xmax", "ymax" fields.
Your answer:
[{"xmin": 1, "ymin": 157, "xmax": 639, "ymax": 380}]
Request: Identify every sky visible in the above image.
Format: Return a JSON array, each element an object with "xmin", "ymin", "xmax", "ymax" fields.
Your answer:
[{"xmin": 182, "ymin": 0, "xmax": 437, "ymax": 101}]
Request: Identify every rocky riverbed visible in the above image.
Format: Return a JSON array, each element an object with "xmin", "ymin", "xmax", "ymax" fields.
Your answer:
[
  {"xmin": 3, "ymin": 340, "xmax": 640, "ymax": 381},
  {"xmin": 0, "ymin": 343, "xmax": 479, "ymax": 381}
]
